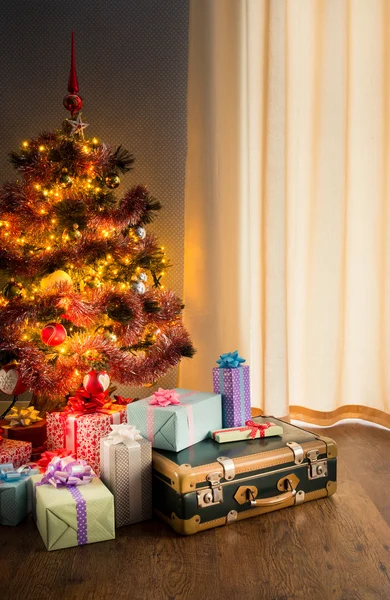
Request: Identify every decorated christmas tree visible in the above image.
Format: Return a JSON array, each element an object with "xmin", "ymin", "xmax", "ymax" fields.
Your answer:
[{"xmin": 0, "ymin": 33, "xmax": 194, "ymax": 413}]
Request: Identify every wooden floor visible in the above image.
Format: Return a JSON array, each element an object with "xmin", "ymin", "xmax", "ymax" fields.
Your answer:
[{"xmin": 1, "ymin": 422, "xmax": 390, "ymax": 600}]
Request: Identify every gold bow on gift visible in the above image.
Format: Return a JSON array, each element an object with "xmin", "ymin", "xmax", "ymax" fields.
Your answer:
[{"xmin": 4, "ymin": 406, "xmax": 42, "ymax": 427}]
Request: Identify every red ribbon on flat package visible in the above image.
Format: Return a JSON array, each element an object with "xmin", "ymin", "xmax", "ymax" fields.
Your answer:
[{"xmin": 245, "ymin": 420, "xmax": 272, "ymax": 439}]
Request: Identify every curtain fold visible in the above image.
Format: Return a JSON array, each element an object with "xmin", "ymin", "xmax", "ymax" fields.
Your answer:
[{"xmin": 180, "ymin": 0, "xmax": 390, "ymax": 428}]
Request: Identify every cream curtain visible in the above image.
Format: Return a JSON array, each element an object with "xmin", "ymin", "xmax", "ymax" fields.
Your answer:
[{"xmin": 180, "ymin": 0, "xmax": 390, "ymax": 428}]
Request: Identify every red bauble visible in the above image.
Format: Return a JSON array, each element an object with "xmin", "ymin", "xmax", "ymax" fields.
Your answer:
[
  {"xmin": 0, "ymin": 364, "xmax": 28, "ymax": 396},
  {"xmin": 63, "ymin": 93, "xmax": 83, "ymax": 115},
  {"xmin": 83, "ymin": 370, "xmax": 110, "ymax": 394},
  {"xmin": 41, "ymin": 323, "xmax": 67, "ymax": 346}
]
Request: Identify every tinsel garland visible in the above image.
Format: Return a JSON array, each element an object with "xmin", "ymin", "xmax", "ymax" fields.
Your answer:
[{"xmin": 0, "ymin": 123, "xmax": 195, "ymax": 405}]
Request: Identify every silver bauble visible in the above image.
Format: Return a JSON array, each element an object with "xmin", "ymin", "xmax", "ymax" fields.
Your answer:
[
  {"xmin": 131, "ymin": 281, "xmax": 146, "ymax": 294},
  {"xmin": 135, "ymin": 226, "xmax": 146, "ymax": 240}
]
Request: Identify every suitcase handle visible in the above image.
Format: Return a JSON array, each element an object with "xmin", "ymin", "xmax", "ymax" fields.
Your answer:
[{"xmin": 249, "ymin": 479, "xmax": 297, "ymax": 507}]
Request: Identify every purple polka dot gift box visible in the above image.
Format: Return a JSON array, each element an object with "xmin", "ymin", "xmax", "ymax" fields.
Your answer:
[
  {"xmin": 212, "ymin": 351, "xmax": 251, "ymax": 428},
  {"xmin": 29, "ymin": 456, "xmax": 115, "ymax": 551}
]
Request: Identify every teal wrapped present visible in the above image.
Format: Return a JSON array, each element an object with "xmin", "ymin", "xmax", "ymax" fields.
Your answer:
[
  {"xmin": 0, "ymin": 463, "xmax": 40, "ymax": 526},
  {"xmin": 126, "ymin": 388, "xmax": 222, "ymax": 451}
]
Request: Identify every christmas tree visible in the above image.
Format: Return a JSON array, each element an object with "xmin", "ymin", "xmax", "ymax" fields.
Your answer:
[{"xmin": 0, "ymin": 33, "xmax": 194, "ymax": 413}]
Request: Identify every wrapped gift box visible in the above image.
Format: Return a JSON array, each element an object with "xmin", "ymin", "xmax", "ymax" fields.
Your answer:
[
  {"xmin": 1, "ymin": 419, "xmax": 47, "ymax": 453},
  {"xmin": 30, "ymin": 473, "xmax": 115, "ymax": 551},
  {"xmin": 127, "ymin": 389, "xmax": 222, "ymax": 452},
  {"xmin": 46, "ymin": 407, "xmax": 126, "ymax": 475},
  {"xmin": 0, "ymin": 439, "xmax": 32, "ymax": 469},
  {"xmin": 0, "ymin": 463, "xmax": 40, "ymax": 526},
  {"xmin": 213, "ymin": 361, "xmax": 251, "ymax": 428},
  {"xmin": 100, "ymin": 425, "xmax": 152, "ymax": 527},
  {"xmin": 211, "ymin": 418, "xmax": 284, "ymax": 443}
]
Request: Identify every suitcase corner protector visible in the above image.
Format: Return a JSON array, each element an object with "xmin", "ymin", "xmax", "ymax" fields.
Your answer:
[
  {"xmin": 316, "ymin": 435, "xmax": 338, "ymax": 459},
  {"xmin": 155, "ymin": 509, "xmax": 201, "ymax": 535},
  {"xmin": 326, "ymin": 480, "xmax": 337, "ymax": 496}
]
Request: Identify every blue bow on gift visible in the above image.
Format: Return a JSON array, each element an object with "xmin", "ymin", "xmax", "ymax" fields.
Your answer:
[
  {"xmin": 216, "ymin": 351, "xmax": 246, "ymax": 369},
  {"xmin": 0, "ymin": 462, "xmax": 40, "ymax": 482}
]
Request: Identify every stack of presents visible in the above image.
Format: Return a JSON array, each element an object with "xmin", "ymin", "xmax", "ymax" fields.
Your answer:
[{"xmin": 0, "ymin": 352, "xmax": 337, "ymax": 549}]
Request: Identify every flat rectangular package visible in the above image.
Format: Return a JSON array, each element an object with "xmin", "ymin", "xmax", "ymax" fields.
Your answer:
[
  {"xmin": 152, "ymin": 417, "xmax": 337, "ymax": 535},
  {"xmin": 30, "ymin": 474, "xmax": 115, "ymax": 551},
  {"xmin": 100, "ymin": 436, "xmax": 152, "ymax": 527},
  {"xmin": 127, "ymin": 389, "xmax": 222, "ymax": 452},
  {"xmin": 211, "ymin": 419, "xmax": 284, "ymax": 443}
]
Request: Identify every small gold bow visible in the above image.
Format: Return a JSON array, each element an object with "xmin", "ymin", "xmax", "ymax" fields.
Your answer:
[{"xmin": 4, "ymin": 405, "xmax": 42, "ymax": 427}]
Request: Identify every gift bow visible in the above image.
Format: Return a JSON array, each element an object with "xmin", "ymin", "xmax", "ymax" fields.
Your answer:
[
  {"xmin": 0, "ymin": 462, "xmax": 40, "ymax": 482},
  {"xmin": 245, "ymin": 420, "xmax": 272, "ymax": 439},
  {"xmin": 106, "ymin": 423, "xmax": 142, "ymax": 446},
  {"xmin": 149, "ymin": 388, "xmax": 180, "ymax": 407},
  {"xmin": 37, "ymin": 449, "xmax": 74, "ymax": 469},
  {"xmin": 4, "ymin": 405, "xmax": 42, "ymax": 427},
  {"xmin": 113, "ymin": 395, "xmax": 133, "ymax": 405},
  {"xmin": 216, "ymin": 351, "xmax": 246, "ymax": 369},
  {"xmin": 64, "ymin": 386, "xmax": 113, "ymax": 414},
  {"xmin": 41, "ymin": 456, "xmax": 94, "ymax": 488}
]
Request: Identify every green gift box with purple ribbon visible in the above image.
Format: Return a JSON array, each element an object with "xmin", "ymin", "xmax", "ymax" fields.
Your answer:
[
  {"xmin": 212, "ymin": 351, "xmax": 251, "ymax": 428},
  {"xmin": 30, "ymin": 456, "xmax": 115, "ymax": 551}
]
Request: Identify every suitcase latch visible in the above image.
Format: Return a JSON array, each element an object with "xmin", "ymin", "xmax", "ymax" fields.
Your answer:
[
  {"xmin": 307, "ymin": 449, "xmax": 328, "ymax": 479},
  {"xmin": 197, "ymin": 457, "xmax": 235, "ymax": 508},
  {"xmin": 197, "ymin": 470, "xmax": 223, "ymax": 508}
]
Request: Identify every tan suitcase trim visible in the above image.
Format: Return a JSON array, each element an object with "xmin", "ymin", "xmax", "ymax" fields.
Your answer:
[
  {"xmin": 153, "ymin": 439, "xmax": 330, "ymax": 494},
  {"xmin": 155, "ymin": 485, "xmax": 334, "ymax": 535}
]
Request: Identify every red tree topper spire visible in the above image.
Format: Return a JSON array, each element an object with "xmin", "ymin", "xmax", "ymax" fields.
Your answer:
[
  {"xmin": 68, "ymin": 31, "xmax": 79, "ymax": 94},
  {"xmin": 63, "ymin": 31, "xmax": 83, "ymax": 116}
]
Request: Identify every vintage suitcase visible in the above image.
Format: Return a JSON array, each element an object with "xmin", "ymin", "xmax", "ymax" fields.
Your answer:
[{"xmin": 152, "ymin": 416, "xmax": 337, "ymax": 535}]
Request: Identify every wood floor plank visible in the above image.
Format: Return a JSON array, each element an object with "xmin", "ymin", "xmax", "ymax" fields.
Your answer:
[{"xmin": 0, "ymin": 422, "xmax": 389, "ymax": 600}]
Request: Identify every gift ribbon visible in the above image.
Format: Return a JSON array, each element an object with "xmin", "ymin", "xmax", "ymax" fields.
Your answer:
[
  {"xmin": 218, "ymin": 369, "xmax": 246, "ymax": 426},
  {"xmin": 149, "ymin": 388, "xmax": 180, "ymax": 407},
  {"xmin": 245, "ymin": 420, "xmax": 272, "ymax": 439},
  {"xmin": 64, "ymin": 387, "xmax": 113, "ymax": 414},
  {"xmin": 146, "ymin": 390, "xmax": 195, "ymax": 447},
  {"xmin": 113, "ymin": 395, "xmax": 133, "ymax": 406},
  {"xmin": 216, "ymin": 351, "xmax": 246, "ymax": 369},
  {"xmin": 36, "ymin": 456, "xmax": 94, "ymax": 546},
  {"xmin": 4, "ymin": 405, "xmax": 42, "ymax": 427},
  {"xmin": 64, "ymin": 408, "xmax": 123, "ymax": 454},
  {"xmin": 101, "ymin": 424, "xmax": 143, "ymax": 524},
  {"xmin": 212, "ymin": 421, "xmax": 273, "ymax": 440},
  {"xmin": 37, "ymin": 449, "xmax": 74, "ymax": 469},
  {"xmin": 0, "ymin": 462, "xmax": 40, "ymax": 482}
]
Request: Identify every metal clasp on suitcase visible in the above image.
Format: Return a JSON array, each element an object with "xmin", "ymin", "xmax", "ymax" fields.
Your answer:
[
  {"xmin": 306, "ymin": 449, "xmax": 328, "ymax": 480},
  {"xmin": 197, "ymin": 456, "xmax": 235, "ymax": 508}
]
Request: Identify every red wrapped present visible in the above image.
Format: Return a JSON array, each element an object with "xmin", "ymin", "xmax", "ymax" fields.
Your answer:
[
  {"xmin": 46, "ymin": 387, "xmax": 126, "ymax": 475},
  {"xmin": 0, "ymin": 419, "xmax": 47, "ymax": 452},
  {"xmin": 0, "ymin": 438, "xmax": 32, "ymax": 468}
]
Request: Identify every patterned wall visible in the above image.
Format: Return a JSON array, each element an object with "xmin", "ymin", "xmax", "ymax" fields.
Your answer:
[{"xmin": 0, "ymin": 0, "xmax": 189, "ymax": 407}]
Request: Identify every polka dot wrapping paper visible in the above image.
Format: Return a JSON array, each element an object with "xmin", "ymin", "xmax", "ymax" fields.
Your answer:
[
  {"xmin": 29, "ymin": 474, "xmax": 115, "ymax": 551},
  {"xmin": 212, "ymin": 366, "xmax": 251, "ymax": 428}
]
